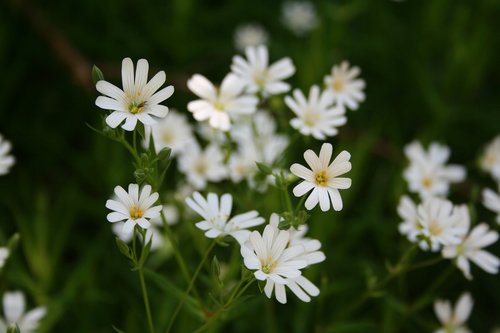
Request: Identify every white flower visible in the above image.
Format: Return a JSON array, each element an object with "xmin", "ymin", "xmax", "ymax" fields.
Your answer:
[
  {"xmin": 434, "ymin": 292, "xmax": 473, "ymax": 333},
  {"xmin": 285, "ymin": 85, "xmax": 346, "ymax": 140},
  {"xmin": 95, "ymin": 58, "xmax": 174, "ymax": 131},
  {"xmin": 186, "ymin": 192, "xmax": 265, "ymax": 244},
  {"xmin": 480, "ymin": 135, "xmax": 500, "ymax": 181},
  {"xmin": 397, "ymin": 195, "xmax": 420, "ymax": 241},
  {"xmin": 231, "ymin": 45, "xmax": 295, "ymax": 96},
  {"xmin": 0, "ymin": 291, "xmax": 47, "ymax": 333},
  {"xmin": 290, "ymin": 143, "xmax": 352, "ymax": 211},
  {"xmin": 281, "ymin": 1, "xmax": 318, "ymax": 36},
  {"xmin": 483, "ymin": 187, "xmax": 500, "ymax": 224},
  {"xmin": 177, "ymin": 142, "xmax": 226, "ymax": 190},
  {"xmin": 442, "ymin": 222, "xmax": 499, "ymax": 280},
  {"xmin": 0, "ymin": 248, "xmax": 9, "ymax": 269},
  {"xmin": 324, "ymin": 61, "xmax": 366, "ymax": 111},
  {"xmin": 187, "ymin": 73, "xmax": 258, "ymax": 131},
  {"xmin": 241, "ymin": 221, "xmax": 308, "ymax": 298},
  {"xmin": 0, "ymin": 135, "xmax": 15, "ymax": 176},
  {"xmin": 144, "ymin": 109, "xmax": 194, "ymax": 157},
  {"xmin": 105, "ymin": 184, "xmax": 162, "ymax": 234},
  {"xmin": 416, "ymin": 197, "xmax": 466, "ymax": 251},
  {"xmin": 234, "ymin": 23, "xmax": 268, "ymax": 51},
  {"xmin": 404, "ymin": 141, "xmax": 466, "ymax": 199}
]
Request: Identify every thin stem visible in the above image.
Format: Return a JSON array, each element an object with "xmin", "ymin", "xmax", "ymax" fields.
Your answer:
[
  {"xmin": 139, "ymin": 268, "xmax": 155, "ymax": 333},
  {"xmin": 294, "ymin": 195, "xmax": 307, "ymax": 214},
  {"xmin": 120, "ymin": 137, "xmax": 140, "ymax": 164}
]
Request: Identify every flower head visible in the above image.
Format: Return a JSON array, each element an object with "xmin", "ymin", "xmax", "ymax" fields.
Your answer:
[
  {"xmin": 186, "ymin": 192, "xmax": 265, "ymax": 244},
  {"xmin": 95, "ymin": 58, "xmax": 174, "ymax": 131},
  {"xmin": 231, "ymin": 45, "xmax": 295, "ymax": 96},
  {"xmin": 0, "ymin": 134, "xmax": 15, "ymax": 176},
  {"xmin": 187, "ymin": 73, "xmax": 258, "ymax": 131},
  {"xmin": 483, "ymin": 187, "xmax": 500, "ymax": 224},
  {"xmin": 434, "ymin": 292, "xmax": 473, "ymax": 333},
  {"xmin": 281, "ymin": 1, "xmax": 318, "ymax": 36},
  {"xmin": 0, "ymin": 248, "xmax": 9, "ymax": 269},
  {"xmin": 480, "ymin": 135, "xmax": 500, "ymax": 181},
  {"xmin": 324, "ymin": 61, "xmax": 365, "ymax": 111},
  {"xmin": 290, "ymin": 143, "xmax": 352, "ymax": 211},
  {"xmin": 105, "ymin": 184, "xmax": 162, "ymax": 234},
  {"xmin": 0, "ymin": 291, "xmax": 47, "ymax": 333},
  {"xmin": 234, "ymin": 23, "xmax": 268, "ymax": 51},
  {"xmin": 397, "ymin": 195, "xmax": 420, "ymax": 241},
  {"xmin": 285, "ymin": 85, "xmax": 346, "ymax": 140}
]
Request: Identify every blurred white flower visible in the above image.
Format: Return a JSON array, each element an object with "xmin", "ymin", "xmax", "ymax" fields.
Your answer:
[
  {"xmin": 186, "ymin": 192, "xmax": 265, "ymax": 244},
  {"xmin": 281, "ymin": 1, "xmax": 318, "ymax": 36},
  {"xmin": 95, "ymin": 58, "xmax": 174, "ymax": 131},
  {"xmin": 433, "ymin": 292, "xmax": 473, "ymax": 333},
  {"xmin": 397, "ymin": 195, "xmax": 420, "ymax": 241},
  {"xmin": 404, "ymin": 141, "xmax": 466, "ymax": 199},
  {"xmin": 483, "ymin": 187, "xmax": 500, "ymax": 224},
  {"xmin": 290, "ymin": 143, "xmax": 352, "ymax": 211},
  {"xmin": 234, "ymin": 23, "xmax": 268, "ymax": 51},
  {"xmin": 187, "ymin": 73, "xmax": 258, "ymax": 131},
  {"xmin": 0, "ymin": 134, "xmax": 15, "ymax": 176},
  {"xmin": 231, "ymin": 45, "xmax": 295, "ymax": 96},
  {"xmin": 105, "ymin": 184, "xmax": 162, "ymax": 234},
  {"xmin": 285, "ymin": 85, "xmax": 346, "ymax": 140},
  {"xmin": 144, "ymin": 110, "xmax": 194, "ymax": 157},
  {"xmin": 0, "ymin": 248, "xmax": 9, "ymax": 269},
  {"xmin": 480, "ymin": 135, "xmax": 500, "ymax": 181},
  {"xmin": 177, "ymin": 142, "xmax": 226, "ymax": 190},
  {"xmin": 324, "ymin": 61, "xmax": 366, "ymax": 111},
  {"xmin": 0, "ymin": 291, "xmax": 47, "ymax": 333}
]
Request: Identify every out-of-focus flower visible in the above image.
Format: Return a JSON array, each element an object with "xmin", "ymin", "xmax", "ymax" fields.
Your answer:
[
  {"xmin": 324, "ymin": 61, "xmax": 365, "ymax": 111},
  {"xmin": 0, "ymin": 248, "xmax": 9, "ymax": 269},
  {"xmin": 285, "ymin": 85, "xmax": 346, "ymax": 140},
  {"xmin": 0, "ymin": 134, "xmax": 15, "ymax": 176},
  {"xmin": 281, "ymin": 1, "xmax": 318, "ymax": 36},
  {"xmin": 95, "ymin": 58, "xmax": 174, "ymax": 131},
  {"xmin": 105, "ymin": 184, "xmax": 162, "ymax": 234},
  {"xmin": 483, "ymin": 187, "xmax": 500, "ymax": 224},
  {"xmin": 404, "ymin": 141, "xmax": 466, "ymax": 199},
  {"xmin": 290, "ymin": 143, "xmax": 351, "ymax": 211},
  {"xmin": 480, "ymin": 135, "xmax": 500, "ymax": 181},
  {"xmin": 0, "ymin": 291, "xmax": 47, "ymax": 333},
  {"xmin": 234, "ymin": 23, "xmax": 268, "ymax": 51},
  {"xmin": 397, "ymin": 195, "xmax": 420, "ymax": 241},
  {"xmin": 231, "ymin": 45, "xmax": 295, "ymax": 96},
  {"xmin": 433, "ymin": 292, "xmax": 473, "ymax": 333}
]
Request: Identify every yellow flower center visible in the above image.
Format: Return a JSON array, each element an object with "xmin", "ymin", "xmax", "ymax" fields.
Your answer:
[
  {"xmin": 303, "ymin": 110, "xmax": 320, "ymax": 127},
  {"xmin": 130, "ymin": 206, "xmax": 144, "ymax": 220},
  {"xmin": 214, "ymin": 101, "xmax": 225, "ymax": 111},
  {"xmin": 129, "ymin": 100, "xmax": 145, "ymax": 114},
  {"xmin": 422, "ymin": 177, "xmax": 433, "ymax": 189},
  {"xmin": 332, "ymin": 79, "xmax": 345, "ymax": 92},
  {"xmin": 161, "ymin": 131, "xmax": 174, "ymax": 144},
  {"xmin": 262, "ymin": 256, "xmax": 277, "ymax": 274},
  {"xmin": 315, "ymin": 170, "xmax": 329, "ymax": 186},
  {"xmin": 428, "ymin": 221, "xmax": 443, "ymax": 236},
  {"xmin": 195, "ymin": 160, "xmax": 207, "ymax": 174}
]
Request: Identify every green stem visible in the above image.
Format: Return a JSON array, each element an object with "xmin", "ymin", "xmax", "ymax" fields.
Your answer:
[
  {"xmin": 120, "ymin": 137, "xmax": 140, "ymax": 164},
  {"xmin": 294, "ymin": 195, "xmax": 307, "ymax": 214},
  {"xmin": 139, "ymin": 268, "xmax": 155, "ymax": 333}
]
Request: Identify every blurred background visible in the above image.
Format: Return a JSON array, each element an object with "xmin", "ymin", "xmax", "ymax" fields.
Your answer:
[{"xmin": 0, "ymin": 0, "xmax": 499, "ymax": 332}]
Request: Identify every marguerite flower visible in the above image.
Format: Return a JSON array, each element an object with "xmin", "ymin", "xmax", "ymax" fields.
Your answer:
[
  {"xmin": 404, "ymin": 141, "xmax": 466, "ymax": 199},
  {"xmin": 231, "ymin": 45, "xmax": 295, "ymax": 96},
  {"xmin": 480, "ymin": 135, "xmax": 500, "ymax": 181},
  {"xmin": 285, "ymin": 85, "xmax": 346, "ymax": 140},
  {"xmin": 290, "ymin": 143, "xmax": 352, "ymax": 211},
  {"xmin": 186, "ymin": 192, "xmax": 265, "ymax": 244},
  {"xmin": 187, "ymin": 73, "xmax": 258, "ymax": 131},
  {"xmin": 0, "ymin": 248, "xmax": 9, "ymax": 269},
  {"xmin": 95, "ymin": 58, "xmax": 174, "ymax": 131},
  {"xmin": 281, "ymin": 1, "xmax": 318, "ymax": 36},
  {"xmin": 145, "ymin": 109, "xmax": 194, "ymax": 156},
  {"xmin": 483, "ymin": 187, "xmax": 500, "ymax": 224},
  {"xmin": 324, "ymin": 61, "xmax": 365, "ymax": 111},
  {"xmin": 0, "ymin": 134, "xmax": 15, "ymax": 176},
  {"xmin": 177, "ymin": 142, "xmax": 227, "ymax": 190},
  {"xmin": 105, "ymin": 183, "xmax": 162, "ymax": 234},
  {"xmin": 433, "ymin": 292, "xmax": 473, "ymax": 333},
  {"xmin": 0, "ymin": 291, "xmax": 47, "ymax": 333},
  {"xmin": 234, "ymin": 23, "xmax": 268, "ymax": 51}
]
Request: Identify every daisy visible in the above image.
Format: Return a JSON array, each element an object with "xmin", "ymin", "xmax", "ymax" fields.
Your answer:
[
  {"xmin": 105, "ymin": 183, "xmax": 162, "ymax": 234},
  {"xmin": 483, "ymin": 187, "xmax": 500, "ymax": 224},
  {"xmin": 234, "ymin": 23, "xmax": 268, "ymax": 51},
  {"xmin": 177, "ymin": 142, "xmax": 227, "ymax": 190},
  {"xmin": 433, "ymin": 292, "xmax": 473, "ymax": 333},
  {"xmin": 231, "ymin": 45, "xmax": 295, "ymax": 96},
  {"xmin": 0, "ymin": 291, "xmax": 47, "ymax": 333},
  {"xmin": 285, "ymin": 85, "xmax": 347, "ymax": 140},
  {"xmin": 95, "ymin": 58, "xmax": 174, "ymax": 131},
  {"xmin": 186, "ymin": 192, "xmax": 265, "ymax": 244},
  {"xmin": 281, "ymin": 1, "xmax": 318, "ymax": 36},
  {"xmin": 145, "ymin": 109, "xmax": 194, "ymax": 156},
  {"xmin": 187, "ymin": 73, "xmax": 258, "ymax": 131},
  {"xmin": 442, "ymin": 222, "xmax": 499, "ymax": 280},
  {"xmin": 324, "ymin": 61, "xmax": 366, "ymax": 111},
  {"xmin": 290, "ymin": 143, "xmax": 352, "ymax": 211},
  {"xmin": 0, "ymin": 247, "xmax": 9, "ymax": 269},
  {"xmin": 397, "ymin": 195, "xmax": 420, "ymax": 242},
  {"xmin": 0, "ymin": 134, "xmax": 15, "ymax": 176},
  {"xmin": 403, "ymin": 141, "xmax": 466, "ymax": 199},
  {"xmin": 416, "ymin": 197, "xmax": 466, "ymax": 251},
  {"xmin": 480, "ymin": 135, "xmax": 500, "ymax": 181}
]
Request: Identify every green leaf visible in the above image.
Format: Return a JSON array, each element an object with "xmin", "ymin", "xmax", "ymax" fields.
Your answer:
[
  {"xmin": 91, "ymin": 65, "xmax": 104, "ymax": 84},
  {"xmin": 115, "ymin": 237, "xmax": 133, "ymax": 261},
  {"xmin": 211, "ymin": 255, "xmax": 222, "ymax": 286},
  {"xmin": 7, "ymin": 323, "xmax": 20, "ymax": 333},
  {"xmin": 7, "ymin": 233, "xmax": 20, "ymax": 251},
  {"xmin": 157, "ymin": 147, "xmax": 172, "ymax": 164},
  {"xmin": 112, "ymin": 325, "xmax": 126, "ymax": 333},
  {"xmin": 256, "ymin": 162, "xmax": 273, "ymax": 175}
]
